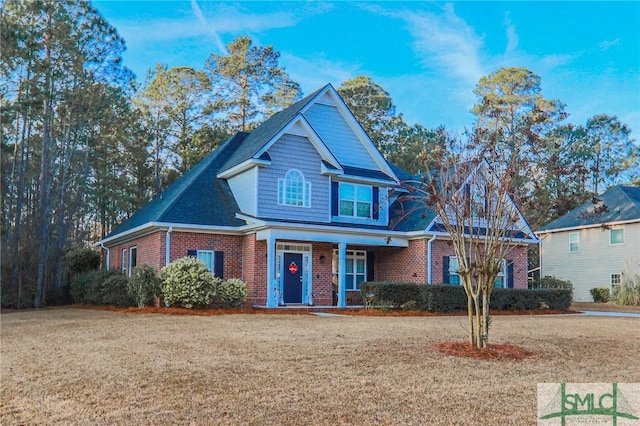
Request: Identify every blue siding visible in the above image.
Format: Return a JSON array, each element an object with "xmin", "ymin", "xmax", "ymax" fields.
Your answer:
[
  {"xmin": 303, "ymin": 103, "xmax": 378, "ymax": 170},
  {"xmin": 258, "ymin": 134, "xmax": 330, "ymax": 222}
]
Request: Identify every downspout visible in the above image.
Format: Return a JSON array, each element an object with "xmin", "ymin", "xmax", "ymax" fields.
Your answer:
[
  {"xmin": 165, "ymin": 226, "xmax": 173, "ymax": 267},
  {"xmin": 100, "ymin": 243, "xmax": 110, "ymax": 270},
  {"xmin": 427, "ymin": 234, "xmax": 437, "ymax": 284}
]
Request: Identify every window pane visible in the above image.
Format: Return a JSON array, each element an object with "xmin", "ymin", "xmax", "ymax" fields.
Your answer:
[
  {"xmin": 356, "ymin": 186, "xmax": 372, "ymax": 203},
  {"xmin": 340, "ymin": 200, "xmax": 354, "ymax": 216},
  {"xmin": 610, "ymin": 229, "xmax": 624, "ymax": 244},
  {"xmin": 494, "ymin": 277, "xmax": 504, "ymax": 288},
  {"xmin": 197, "ymin": 251, "xmax": 214, "ymax": 272},
  {"xmin": 449, "ymin": 257, "xmax": 459, "ymax": 273},
  {"xmin": 356, "ymin": 259, "xmax": 365, "ymax": 274},
  {"xmin": 340, "ymin": 183, "xmax": 354, "ymax": 200},
  {"xmin": 356, "ymin": 201, "xmax": 371, "ymax": 218},
  {"xmin": 449, "ymin": 275, "xmax": 460, "ymax": 285},
  {"xmin": 346, "ymin": 259, "xmax": 354, "ymax": 274},
  {"xmin": 356, "ymin": 275, "xmax": 365, "ymax": 289}
]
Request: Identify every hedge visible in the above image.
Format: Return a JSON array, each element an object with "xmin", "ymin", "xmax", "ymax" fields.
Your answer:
[{"xmin": 360, "ymin": 282, "xmax": 572, "ymax": 312}]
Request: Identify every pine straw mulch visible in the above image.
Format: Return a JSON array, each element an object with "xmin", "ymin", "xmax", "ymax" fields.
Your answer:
[
  {"xmin": 431, "ymin": 340, "xmax": 535, "ymax": 361},
  {"xmin": 67, "ymin": 304, "xmax": 578, "ymax": 317}
]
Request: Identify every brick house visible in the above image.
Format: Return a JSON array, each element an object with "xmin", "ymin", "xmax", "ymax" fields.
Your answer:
[{"xmin": 98, "ymin": 84, "xmax": 536, "ymax": 307}]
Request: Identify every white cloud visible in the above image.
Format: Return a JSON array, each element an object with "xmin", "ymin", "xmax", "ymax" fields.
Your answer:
[
  {"xmin": 599, "ymin": 39, "xmax": 620, "ymax": 51},
  {"xmin": 280, "ymin": 53, "xmax": 364, "ymax": 95},
  {"xmin": 504, "ymin": 14, "xmax": 519, "ymax": 55}
]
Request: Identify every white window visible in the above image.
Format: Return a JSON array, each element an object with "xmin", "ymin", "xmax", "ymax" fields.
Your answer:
[
  {"xmin": 121, "ymin": 249, "xmax": 127, "ymax": 273},
  {"xmin": 333, "ymin": 250, "xmax": 367, "ymax": 291},
  {"xmin": 448, "ymin": 256, "xmax": 461, "ymax": 285},
  {"xmin": 339, "ymin": 183, "xmax": 372, "ymax": 218},
  {"xmin": 611, "ymin": 274, "xmax": 621, "ymax": 285},
  {"xmin": 278, "ymin": 169, "xmax": 311, "ymax": 207},
  {"xmin": 129, "ymin": 246, "xmax": 137, "ymax": 277},
  {"xmin": 196, "ymin": 250, "xmax": 214, "ymax": 273},
  {"xmin": 610, "ymin": 228, "xmax": 624, "ymax": 245},
  {"xmin": 569, "ymin": 232, "xmax": 579, "ymax": 253},
  {"xmin": 493, "ymin": 260, "xmax": 507, "ymax": 288}
]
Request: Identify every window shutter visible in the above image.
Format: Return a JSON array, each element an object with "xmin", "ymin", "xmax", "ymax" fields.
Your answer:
[
  {"xmin": 331, "ymin": 181, "xmax": 339, "ymax": 216},
  {"xmin": 507, "ymin": 260, "xmax": 514, "ymax": 289},
  {"xmin": 372, "ymin": 187, "xmax": 379, "ymax": 220},
  {"xmin": 214, "ymin": 251, "xmax": 224, "ymax": 279},
  {"xmin": 187, "ymin": 250, "xmax": 197, "ymax": 257},
  {"xmin": 366, "ymin": 251, "xmax": 375, "ymax": 282},
  {"xmin": 442, "ymin": 256, "xmax": 450, "ymax": 284}
]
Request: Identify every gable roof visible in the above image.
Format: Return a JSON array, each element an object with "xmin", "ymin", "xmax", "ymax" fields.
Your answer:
[
  {"xmin": 218, "ymin": 86, "xmax": 328, "ymax": 174},
  {"xmin": 538, "ymin": 185, "xmax": 640, "ymax": 232},
  {"xmin": 103, "ymin": 132, "xmax": 248, "ymax": 240}
]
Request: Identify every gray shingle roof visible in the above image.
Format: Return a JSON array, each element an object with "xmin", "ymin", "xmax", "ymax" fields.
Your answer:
[{"xmin": 538, "ymin": 185, "xmax": 640, "ymax": 231}]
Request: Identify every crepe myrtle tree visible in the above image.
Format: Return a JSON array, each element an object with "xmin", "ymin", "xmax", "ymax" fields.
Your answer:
[{"xmin": 401, "ymin": 137, "xmax": 535, "ymax": 349}]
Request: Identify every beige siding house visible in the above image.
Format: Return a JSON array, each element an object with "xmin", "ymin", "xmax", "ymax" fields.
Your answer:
[{"xmin": 537, "ymin": 186, "xmax": 640, "ymax": 302}]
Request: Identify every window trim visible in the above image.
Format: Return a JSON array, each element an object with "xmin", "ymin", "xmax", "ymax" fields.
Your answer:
[
  {"xmin": 333, "ymin": 250, "xmax": 367, "ymax": 291},
  {"xmin": 121, "ymin": 248, "xmax": 127, "ymax": 273},
  {"xmin": 609, "ymin": 228, "xmax": 624, "ymax": 245},
  {"xmin": 338, "ymin": 182, "xmax": 372, "ymax": 219},
  {"xmin": 448, "ymin": 256, "xmax": 506, "ymax": 287},
  {"xmin": 569, "ymin": 232, "xmax": 579, "ymax": 253},
  {"xmin": 278, "ymin": 169, "xmax": 311, "ymax": 208}
]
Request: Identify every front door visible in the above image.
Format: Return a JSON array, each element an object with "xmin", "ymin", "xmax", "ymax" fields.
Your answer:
[{"xmin": 283, "ymin": 253, "xmax": 303, "ymax": 303}]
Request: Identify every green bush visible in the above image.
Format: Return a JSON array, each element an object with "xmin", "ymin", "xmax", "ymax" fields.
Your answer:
[
  {"xmin": 64, "ymin": 245, "xmax": 101, "ymax": 275},
  {"xmin": 535, "ymin": 276, "xmax": 573, "ymax": 291},
  {"xmin": 423, "ymin": 284, "xmax": 467, "ymax": 312},
  {"xmin": 613, "ymin": 274, "xmax": 640, "ymax": 306},
  {"xmin": 590, "ymin": 287, "xmax": 610, "ymax": 303},
  {"xmin": 70, "ymin": 269, "xmax": 133, "ymax": 306},
  {"xmin": 160, "ymin": 256, "xmax": 218, "ymax": 308},
  {"xmin": 360, "ymin": 282, "xmax": 572, "ymax": 312},
  {"xmin": 215, "ymin": 278, "xmax": 247, "ymax": 307},
  {"xmin": 359, "ymin": 282, "xmax": 422, "ymax": 309},
  {"xmin": 128, "ymin": 264, "xmax": 162, "ymax": 308}
]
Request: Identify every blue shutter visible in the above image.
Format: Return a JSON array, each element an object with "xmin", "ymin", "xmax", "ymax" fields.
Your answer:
[
  {"xmin": 366, "ymin": 251, "xmax": 375, "ymax": 282},
  {"xmin": 372, "ymin": 187, "xmax": 379, "ymax": 220},
  {"xmin": 214, "ymin": 251, "xmax": 224, "ymax": 279},
  {"xmin": 442, "ymin": 256, "xmax": 450, "ymax": 284},
  {"xmin": 331, "ymin": 181, "xmax": 339, "ymax": 216},
  {"xmin": 507, "ymin": 260, "xmax": 514, "ymax": 289}
]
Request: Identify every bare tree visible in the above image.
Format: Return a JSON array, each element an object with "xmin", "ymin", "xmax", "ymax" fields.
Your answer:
[{"xmin": 402, "ymin": 137, "xmax": 535, "ymax": 348}]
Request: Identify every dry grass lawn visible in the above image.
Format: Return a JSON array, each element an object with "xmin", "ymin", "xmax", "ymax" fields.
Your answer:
[{"xmin": 1, "ymin": 308, "xmax": 639, "ymax": 425}]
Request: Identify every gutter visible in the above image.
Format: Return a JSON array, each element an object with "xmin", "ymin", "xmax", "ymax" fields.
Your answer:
[
  {"xmin": 100, "ymin": 243, "xmax": 110, "ymax": 270},
  {"xmin": 427, "ymin": 234, "xmax": 437, "ymax": 284},
  {"xmin": 165, "ymin": 226, "xmax": 173, "ymax": 267}
]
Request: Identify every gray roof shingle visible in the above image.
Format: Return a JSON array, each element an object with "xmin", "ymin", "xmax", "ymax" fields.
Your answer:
[{"xmin": 538, "ymin": 185, "xmax": 640, "ymax": 231}]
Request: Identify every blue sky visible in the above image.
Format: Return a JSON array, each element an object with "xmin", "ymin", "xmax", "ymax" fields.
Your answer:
[{"xmin": 94, "ymin": 1, "xmax": 640, "ymax": 137}]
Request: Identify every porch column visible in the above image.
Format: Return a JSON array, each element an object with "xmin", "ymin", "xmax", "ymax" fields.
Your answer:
[
  {"xmin": 266, "ymin": 236, "xmax": 277, "ymax": 307},
  {"xmin": 337, "ymin": 242, "xmax": 347, "ymax": 307}
]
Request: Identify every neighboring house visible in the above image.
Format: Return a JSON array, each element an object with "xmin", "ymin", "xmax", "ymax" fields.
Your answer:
[
  {"xmin": 98, "ymin": 84, "xmax": 536, "ymax": 307},
  {"xmin": 537, "ymin": 185, "xmax": 640, "ymax": 302}
]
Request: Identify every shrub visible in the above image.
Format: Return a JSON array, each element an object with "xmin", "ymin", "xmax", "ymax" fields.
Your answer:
[
  {"xmin": 215, "ymin": 278, "xmax": 247, "ymax": 307},
  {"xmin": 536, "ymin": 276, "xmax": 573, "ymax": 291},
  {"xmin": 101, "ymin": 273, "xmax": 134, "ymax": 307},
  {"xmin": 613, "ymin": 274, "xmax": 640, "ymax": 306},
  {"xmin": 64, "ymin": 245, "xmax": 101, "ymax": 275},
  {"xmin": 128, "ymin": 265, "xmax": 162, "ymax": 308},
  {"xmin": 160, "ymin": 256, "xmax": 218, "ymax": 308},
  {"xmin": 423, "ymin": 284, "xmax": 467, "ymax": 312},
  {"xmin": 491, "ymin": 288, "xmax": 572, "ymax": 310},
  {"xmin": 590, "ymin": 287, "xmax": 610, "ymax": 303},
  {"xmin": 359, "ymin": 282, "xmax": 422, "ymax": 309},
  {"xmin": 70, "ymin": 269, "xmax": 132, "ymax": 306}
]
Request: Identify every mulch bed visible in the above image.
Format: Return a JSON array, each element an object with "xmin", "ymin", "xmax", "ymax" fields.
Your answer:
[
  {"xmin": 431, "ymin": 341, "xmax": 534, "ymax": 361},
  {"xmin": 64, "ymin": 304, "xmax": 577, "ymax": 317}
]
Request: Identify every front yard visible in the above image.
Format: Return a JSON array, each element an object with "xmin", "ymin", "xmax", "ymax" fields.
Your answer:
[{"xmin": 1, "ymin": 308, "xmax": 638, "ymax": 425}]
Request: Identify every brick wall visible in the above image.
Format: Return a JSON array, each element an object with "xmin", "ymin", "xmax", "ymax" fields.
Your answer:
[
  {"xmin": 375, "ymin": 239, "xmax": 427, "ymax": 283},
  {"xmin": 311, "ymin": 242, "xmax": 334, "ymax": 306},
  {"xmin": 168, "ymin": 232, "xmax": 242, "ymax": 279},
  {"xmin": 107, "ymin": 232, "xmax": 163, "ymax": 275}
]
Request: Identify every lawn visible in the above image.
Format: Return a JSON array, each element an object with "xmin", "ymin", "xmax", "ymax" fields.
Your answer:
[{"xmin": 1, "ymin": 308, "xmax": 638, "ymax": 425}]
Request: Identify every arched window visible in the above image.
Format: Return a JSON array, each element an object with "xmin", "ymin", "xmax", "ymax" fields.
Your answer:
[{"xmin": 278, "ymin": 169, "xmax": 311, "ymax": 207}]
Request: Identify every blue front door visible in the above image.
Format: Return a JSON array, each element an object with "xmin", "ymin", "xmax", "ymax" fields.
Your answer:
[{"xmin": 283, "ymin": 253, "xmax": 303, "ymax": 304}]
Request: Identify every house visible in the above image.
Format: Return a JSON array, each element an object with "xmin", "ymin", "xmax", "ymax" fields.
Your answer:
[
  {"xmin": 97, "ymin": 84, "xmax": 535, "ymax": 307},
  {"xmin": 537, "ymin": 185, "xmax": 640, "ymax": 302}
]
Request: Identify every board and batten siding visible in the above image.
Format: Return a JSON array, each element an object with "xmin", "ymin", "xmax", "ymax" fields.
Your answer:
[
  {"xmin": 539, "ymin": 222, "xmax": 640, "ymax": 302},
  {"xmin": 303, "ymin": 103, "xmax": 378, "ymax": 170},
  {"xmin": 227, "ymin": 167, "xmax": 257, "ymax": 216},
  {"xmin": 257, "ymin": 133, "xmax": 330, "ymax": 222}
]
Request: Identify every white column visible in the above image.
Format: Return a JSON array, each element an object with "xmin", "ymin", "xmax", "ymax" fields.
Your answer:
[
  {"xmin": 266, "ymin": 236, "xmax": 277, "ymax": 307},
  {"xmin": 337, "ymin": 241, "xmax": 347, "ymax": 307}
]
